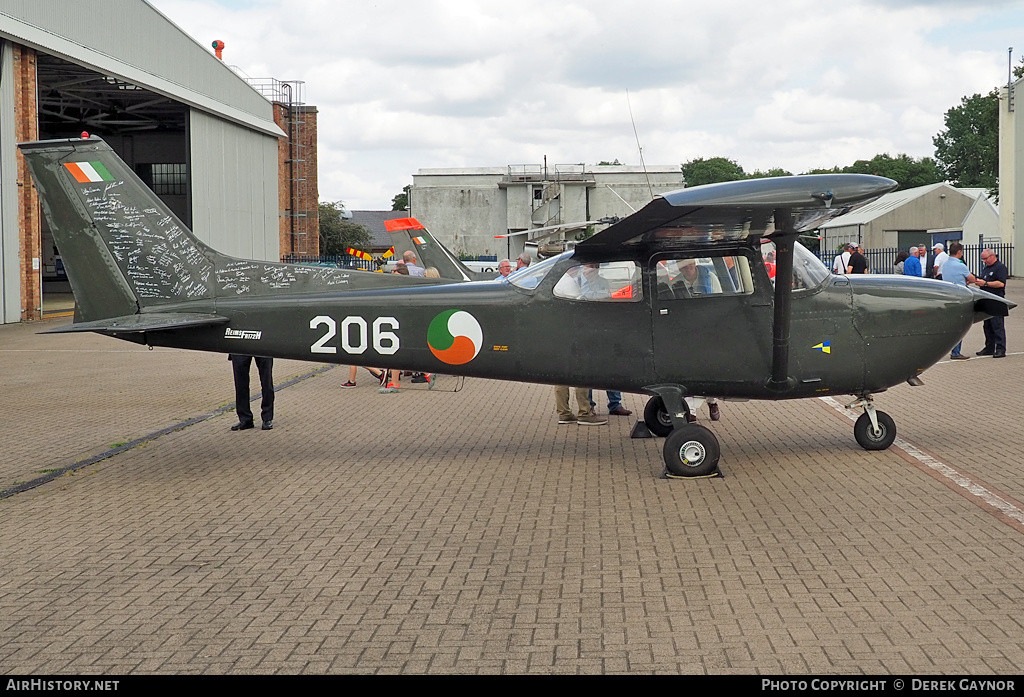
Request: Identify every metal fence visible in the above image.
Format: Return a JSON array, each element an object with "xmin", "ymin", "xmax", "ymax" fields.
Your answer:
[
  {"xmin": 813, "ymin": 243, "xmax": 1013, "ymax": 276},
  {"xmin": 280, "ymin": 254, "xmax": 376, "ymax": 271}
]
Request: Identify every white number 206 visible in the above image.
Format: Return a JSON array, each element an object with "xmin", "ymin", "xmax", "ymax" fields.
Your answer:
[{"xmin": 310, "ymin": 315, "xmax": 399, "ymax": 355}]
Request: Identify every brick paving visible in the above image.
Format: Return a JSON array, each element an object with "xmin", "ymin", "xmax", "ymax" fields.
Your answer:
[{"xmin": 1, "ymin": 286, "xmax": 1023, "ymax": 674}]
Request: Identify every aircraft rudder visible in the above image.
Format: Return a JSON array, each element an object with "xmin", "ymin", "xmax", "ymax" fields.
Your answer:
[
  {"xmin": 385, "ymin": 216, "xmax": 481, "ymax": 281},
  {"xmin": 19, "ymin": 137, "xmax": 217, "ymax": 321}
]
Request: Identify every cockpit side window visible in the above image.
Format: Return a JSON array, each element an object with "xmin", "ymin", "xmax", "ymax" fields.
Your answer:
[
  {"xmin": 655, "ymin": 255, "xmax": 754, "ymax": 300},
  {"xmin": 552, "ymin": 261, "xmax": 642, "ymax": 302}
]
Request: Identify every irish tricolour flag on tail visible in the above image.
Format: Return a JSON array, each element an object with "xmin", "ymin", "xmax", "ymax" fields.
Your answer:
[{"xmin": 63, "ymin": 161, "xmax": 115, "ymax": 183}]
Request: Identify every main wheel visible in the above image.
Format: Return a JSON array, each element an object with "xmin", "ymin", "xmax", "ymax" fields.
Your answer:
[
  {"xmin": 663, "ymin": 424, "xmax": 720, "ymax": 477},
  {"xmin": 644, "ymin": 396, "xmax": 675, "ymax": 437},
  {"xmin": 854, "ymin": 411, "xmax": 896, "ymax": 450}
]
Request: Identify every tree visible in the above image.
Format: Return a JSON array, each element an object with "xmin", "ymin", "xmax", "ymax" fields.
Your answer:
[
  {"xmin": 391, "ymin": 185, "xmax": 411, "ymax": 211},
  {"xmin": 597, "ymin": 159, "xmax": 622, "ymax": 165},
  {"xmin": 681, "ymin": 157, "xmax": 746, "ymax": 187},
  {"xmin": 841, "ymin": 153, "xmax": 943, "ymax": 190},
  {"xmin": 319, "ymin": 201, "xmax": 371, "ymax": 256},
  {"xmin": 748, "ymin": 167, "xmax": 792, "ymax": 179},
  {"xmin": 933, "ymin": 92, "xmax": 999, "ymax": 195}
]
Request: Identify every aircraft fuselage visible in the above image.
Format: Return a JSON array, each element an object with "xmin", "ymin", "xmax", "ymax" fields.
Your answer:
[{"xmin": 128, "ymin": 247, "xmax": 975, "ymax": 401}]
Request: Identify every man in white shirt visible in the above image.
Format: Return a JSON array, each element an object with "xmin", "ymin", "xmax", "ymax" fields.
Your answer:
[
  {"xmin": 932, "ymin": 243, "xmax": 948, "ymax": 280},
  {"xmin": 832, "ymin": 243, "xmax": 853, "ymax": 274}
]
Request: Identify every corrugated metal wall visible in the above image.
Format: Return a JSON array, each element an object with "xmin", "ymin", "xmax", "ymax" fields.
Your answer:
[
  {"xmin": 0, "ymin": 0, "xmax": 269, "ymax": 120},
  {"xmin": 189, "ymin": 109, "xmax": 279, "ymax": 261},
  {"xmin": 0, "ymin": 40, "xmax": 19, "ymax": 323}
]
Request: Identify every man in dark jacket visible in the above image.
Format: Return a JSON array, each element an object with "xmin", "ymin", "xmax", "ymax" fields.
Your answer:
[{"xmin": 976, "ymin": 249, "xmax": 1009, "ymax": 358}]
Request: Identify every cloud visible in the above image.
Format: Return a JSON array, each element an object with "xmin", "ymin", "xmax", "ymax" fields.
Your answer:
[{"xmin": 150, "ymin": 0, "xmax": 1022, "ymax": 207}]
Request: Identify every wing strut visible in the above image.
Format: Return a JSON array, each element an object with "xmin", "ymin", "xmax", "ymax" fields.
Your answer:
[{"xmin": 767, "ymin": 208, "xmax": 797, "ymax": 392}]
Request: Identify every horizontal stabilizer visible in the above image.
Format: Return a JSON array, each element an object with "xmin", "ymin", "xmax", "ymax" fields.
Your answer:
[
  {"xmin": 972, "ymin": 291, "xmax": 1016, "ymax": 320},
  {"xmin": 39, "ymin": 312, "xmax": 229, "ymax": 335}
]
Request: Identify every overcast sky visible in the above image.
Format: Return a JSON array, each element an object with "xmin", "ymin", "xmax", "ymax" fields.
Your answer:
[{"xmin": 149, "ymin": 0, "xmax": 1024, "ymax": 210}]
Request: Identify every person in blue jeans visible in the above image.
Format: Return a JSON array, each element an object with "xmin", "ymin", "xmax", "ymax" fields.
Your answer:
[
  {"xmin": 941, "ymin": 241, "xmax": 980, "ymax": 360},
  {"xmin": 588, "ymin": 390, "xmax": 632, "ymax": 416}
]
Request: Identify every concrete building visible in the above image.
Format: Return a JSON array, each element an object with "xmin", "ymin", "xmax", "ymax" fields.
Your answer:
[
  {"xmin": 817, "ymin": 183, "xmax": 998, "ymax": 253},
  {"xmin": 410, "ymin": 163, "xmax": 684, "ymax": 259},
  {"xmin": 1000, "ymin": 78, "xmax": 1024, "ymax": 273},
  {"xmin": 0, "ymin": 0, "xmax": 317, "ymax": 323}
]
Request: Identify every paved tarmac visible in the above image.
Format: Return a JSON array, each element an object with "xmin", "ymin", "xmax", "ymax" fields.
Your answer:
[{"xmin": 1, "ymin": 286, "xmax": 1024, "ymax": 675}]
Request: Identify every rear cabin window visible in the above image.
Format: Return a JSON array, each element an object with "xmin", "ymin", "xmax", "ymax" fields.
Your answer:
[{"xmin": 655, "ymin": 255, "xmax": 753, "ymax": 300}]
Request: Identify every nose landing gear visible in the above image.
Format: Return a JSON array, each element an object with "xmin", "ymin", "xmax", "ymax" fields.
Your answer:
[{"xmin": 848, "ymin": 396, "xmax": 897, "ymax": 451}]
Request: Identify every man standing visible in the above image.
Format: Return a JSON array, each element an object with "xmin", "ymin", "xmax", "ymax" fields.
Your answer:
[
  {"xmin": 847, "ymin": 243, "xmax": 868, "ymax": 274},
  {"xmin": 229, "ymin": 354, "xmax": 275, "ymax": 430},
  {"xmin": 976, "ymin": 248, "xmax": 1008, "ymax": 358},
  {"xmin": 832, "ymin": 243, "xmax": 853, "ymax": 274},
  {"xmin": 903, "ymin": 247, "xmax": 922, "ymax": 277},
  {"xmin": 941, "ymin": 242, "xmax": 979, "ymax": 360},
  {"xmin": 932, "ymin": 243, "xmax": 948, "ymax": 280},
  {"xmin": 555, "ymin": 386, "xmax": 608, "ymax": 425},
  {"xmin": 402, "ymin": 250, "xmax": 426, "ymax": 277}
]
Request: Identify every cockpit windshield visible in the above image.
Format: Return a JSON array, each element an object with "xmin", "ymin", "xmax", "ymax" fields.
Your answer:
[
  {"xmin": 759, "ymin": 240, "xmax": 830, "ymax": 291},
  {"xmin": 507, "ymin": 250, "xmax": 574, "ymax": 290}
]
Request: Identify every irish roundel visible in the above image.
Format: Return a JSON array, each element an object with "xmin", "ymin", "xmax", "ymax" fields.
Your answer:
[{"xmin": 427, "ymin": 309, "xmax": 483, "ymax": 365}]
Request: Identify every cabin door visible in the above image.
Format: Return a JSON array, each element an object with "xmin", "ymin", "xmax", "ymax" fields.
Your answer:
[{"xmin": 649, "ymin": 250, "xmax": 773, "ymax": 389}]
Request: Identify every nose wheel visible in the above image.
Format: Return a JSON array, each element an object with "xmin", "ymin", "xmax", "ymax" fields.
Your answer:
[{"xmin": 848, "ymin": 397, "xmax": 897, "ymax": 450}]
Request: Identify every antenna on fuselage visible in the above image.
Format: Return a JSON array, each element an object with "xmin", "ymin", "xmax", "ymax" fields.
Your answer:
[{"xmin": 626, "ymin": 89, "xmax": 654, "ymax": 200}]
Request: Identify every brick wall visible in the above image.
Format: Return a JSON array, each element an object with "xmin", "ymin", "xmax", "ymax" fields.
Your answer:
[
  {"xmin": 13, "ymin": 44, "xmax": 40, "ymax": 321},
  {"xmin": 273, "ymin": 102, "xmax": 319, "ymax": 257}
]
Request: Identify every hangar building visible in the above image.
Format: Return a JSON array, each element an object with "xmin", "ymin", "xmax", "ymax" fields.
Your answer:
[
  {"xmin": 0, "ymin": 0, "xmax": 317, "ymax": 324},
  {"xmin": 817, "ymin": 183, "xmax": 999, "ymax": 253}
]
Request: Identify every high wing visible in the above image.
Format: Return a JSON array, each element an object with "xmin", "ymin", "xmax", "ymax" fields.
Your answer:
[{"xmin": 574, "ymin": 174, "xmax": 897, "ymax": 259}]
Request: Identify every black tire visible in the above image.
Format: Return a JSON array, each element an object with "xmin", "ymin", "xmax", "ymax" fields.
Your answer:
[
  {"xmin": 854, "ymin": 411, "xmax": 896, "ymax": 450},
  {"xmin": 644, "ymin": 396, "xmax": 675, "ymax": 437},
  {"xmin": 663, "ymin": 424, "xmax": 720, "ymax": 477}
]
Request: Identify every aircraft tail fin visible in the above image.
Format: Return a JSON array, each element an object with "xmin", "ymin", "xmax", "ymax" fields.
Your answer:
[
  {"xmin": 18, "ymin": 137, "xmax": 218, "ymax": 324},
  {"xmin": 386, "ymin": 217, "xmax": 488, "ymax": 281}
]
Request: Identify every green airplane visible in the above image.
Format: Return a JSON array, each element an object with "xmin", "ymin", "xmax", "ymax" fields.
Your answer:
[{"xmin": 19, "ymin": 136, "xmax": 1015, "ymax": 478}]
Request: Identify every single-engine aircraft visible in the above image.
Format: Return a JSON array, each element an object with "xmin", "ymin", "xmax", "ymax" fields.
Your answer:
[{"xmin": 20, "ymin": 136, "xmax": 1015, "ymax": 477}]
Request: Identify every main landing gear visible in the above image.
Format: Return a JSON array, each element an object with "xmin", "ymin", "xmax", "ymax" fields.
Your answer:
[
  {"xmin": 847, "ymin": 396, "xmax": 897, "ymax": 451},
  {"xmin": 643, "ymin": 392, "xmax": 899, "ymax": 477},
  {"xmin": 643, "ymin": 392, "xmax": 722, "ymax": 478}
]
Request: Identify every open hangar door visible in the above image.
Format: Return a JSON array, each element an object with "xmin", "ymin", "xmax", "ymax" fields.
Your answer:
[{"xmin": 35, "ymin": 53, "xmax": 189, "ymax": 306}]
